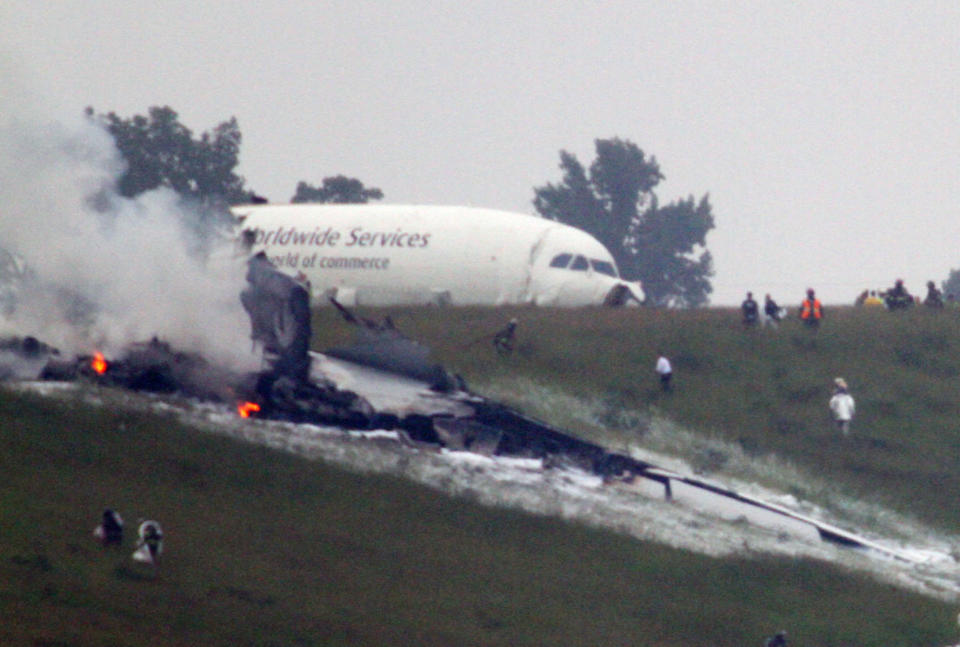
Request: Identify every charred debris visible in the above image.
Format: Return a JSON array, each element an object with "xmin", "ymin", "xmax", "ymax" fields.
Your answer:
[
  {"xmin": 236, "ymin": 252, "xmax": 653, "ymax": 479},
  {"xmin": 0, "ymin": 255, "xmax": 914, "ymax": 557},
  {"xmin": 0, "ymin": 252, "xmax": 651, "ymax": 479}
]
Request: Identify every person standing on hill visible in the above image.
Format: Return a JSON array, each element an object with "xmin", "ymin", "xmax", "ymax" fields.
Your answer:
[
  {"xmin": 863, "ymin": 290, "xmax": 884, "ymax": 307},
  {"xmin": 492, "ymin": 318, "xmax": 518, "ymax": 355},
  {"xmin": 829, "ymin": 378, "xmax": 856, "ymax": 436},
  {"xmin": 884, "ymin": 279, "xmax": 913, "ymax": 310},
  {"xmin": 655, "ymin": 353, "xmax": 672, "ymax": 392},
  {"xmin": 800, "ymin": 288, "xmax": 823, "ymax": 328},
  {"xmin": 763, "ymin": 293, "xmax": 782, "ymax": 328},
  {"xmin": 741, "ymin": 292, "xmax": 759, "ymax": 327},
  {"xmin": 923, "ymin": 280, "xmax": 944, "ymax": 309}
]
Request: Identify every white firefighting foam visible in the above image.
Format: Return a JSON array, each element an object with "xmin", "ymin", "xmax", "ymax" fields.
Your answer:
[{"xmin": 17, "ymin": 380, "xmax": 960, "ymax": 603}]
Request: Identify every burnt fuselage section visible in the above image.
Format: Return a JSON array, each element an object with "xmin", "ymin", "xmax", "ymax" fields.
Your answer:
[{"xmin": 0, "ymin": 254, "xmax": 911, "ymax": 560}]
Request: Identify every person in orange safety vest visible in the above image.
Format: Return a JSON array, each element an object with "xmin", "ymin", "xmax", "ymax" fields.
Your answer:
[{"xmin": 800, "ymin": 288, "xmax": 822, "ymax": 327}]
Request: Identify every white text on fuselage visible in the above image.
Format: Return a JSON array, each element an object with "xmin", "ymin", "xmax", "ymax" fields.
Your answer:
[
  {"xmin": 254, "ymin": 226, "xmax": 431, "ymax": 248},
  {"xmin": 254, "ymin": 226, "xmax": 430, "ymax": 272}
]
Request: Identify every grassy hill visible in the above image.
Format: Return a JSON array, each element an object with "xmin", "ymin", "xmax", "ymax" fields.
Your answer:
[
  {"xmin": 2, "ymin": 304, "xmax": 960, "ymax": 645},
  {"xmin": 322, "ymin": 304, "xmax": 960, "ymax": 532}
]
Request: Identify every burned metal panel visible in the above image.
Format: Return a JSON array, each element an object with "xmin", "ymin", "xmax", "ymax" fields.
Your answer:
[
  {"xmin": 469, "ymin": 399, "xmax": 654, "ymax": 477},
  {"xmin": 324, "ymin": 326, "xmax": 454, "ymax": 390},
  {"xmin": 240, "ymin": 252, "xmax": 311, "ymax": 382},
  {"xmin": 323, "ymin": 298, "xmax": 461, "ymax": 391},
  {"xmin": 310, "ymin": 354, "xmax": 476, "ymax": 420},
  {"xmin": 668, "ymin": 479, "xmax": 822, "ymax": 542}
]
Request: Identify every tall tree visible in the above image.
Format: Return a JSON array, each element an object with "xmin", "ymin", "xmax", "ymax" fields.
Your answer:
[
  {"xmin": 291, "ymin": 175, "xmax": 384, "ymax": 204},
  {"xmin": 87, "ymin": 105, "xmax": 251, "ymax": 206},
  {"xmin": 534, "ymin": 138, "xmax": 714, "ymax": 307},
  {"xmin": 88, "ymin": 106, "xmax": 256, "ymax": 253}
]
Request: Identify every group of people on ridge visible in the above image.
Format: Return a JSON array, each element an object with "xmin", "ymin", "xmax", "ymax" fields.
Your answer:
[
  {"xmin": 740, "ymin": 289, "xmax": 822, "ymax": 328},
  {"xmin": 745, "ymin": 279, "xmax": 948, "ymax": 330},
  {"xmin": 855, "ymin": 279, "xmax": 945, "ymax": 310},
  {"xmin": 740, "ymin": 292, "xmax": 785, "ymax": 327}
]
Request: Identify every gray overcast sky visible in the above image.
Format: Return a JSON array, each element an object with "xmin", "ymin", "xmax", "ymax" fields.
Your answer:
[{"xmin": 2, "ymin": 1, "xmax": 958, "ymax": 305}]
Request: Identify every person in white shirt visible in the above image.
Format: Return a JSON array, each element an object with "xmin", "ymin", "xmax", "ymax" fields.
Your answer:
[
  {"xmin": 655, "ymin": 354, "xmax": 672, "ymax": 392},
  {"xmin": 829, "ymin": 377, "xmax": 856, "ymax": 435},
  {"xmin": 133, "ymin": 520, "xmax": 164, "ymax": 566}
]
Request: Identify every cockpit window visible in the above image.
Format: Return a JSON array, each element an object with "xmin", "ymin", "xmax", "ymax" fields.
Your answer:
[
  {"xmin": 590, "ymin": 259, "xmax": 617, "ymax": 277},
  {"xmin": 549, "ymin": 252, "xmax": 617, "ymax": 276}
]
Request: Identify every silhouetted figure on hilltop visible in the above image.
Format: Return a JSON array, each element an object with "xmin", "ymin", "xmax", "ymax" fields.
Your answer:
[
  {"xmin": 741, "ymin": 292, "xmax": 759, "ymax": 327},
  {"xmin": 799, "ymin": 289, "xmax": 822, "ymax": 328},
  {"xmin": 763, "ymin": 293, "xmax": 782, "ymax": 327},
  {"xmin": 884, "ymin": 279, "xmax": 913, "ymax": 310},
  {"xmin": 923, "ymin": 280, "xmax": 944, "ymax": 309}
]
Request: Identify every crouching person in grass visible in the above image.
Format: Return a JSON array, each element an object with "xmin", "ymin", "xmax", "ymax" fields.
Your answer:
[
  {"xmin": 93, "ymin": 508, "xmax": 124, "ymax": 547},
  {"xmin": 133, "ymin": 519, "xmax": 164, "ymax": 568},
  {"xmin": 764, "ymin": 629, "xmax": 788, "ymax": 646}
]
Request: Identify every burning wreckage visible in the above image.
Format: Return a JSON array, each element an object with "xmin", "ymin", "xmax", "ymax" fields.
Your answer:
[{"xmin": 0, "ymin": 253, "xmax": 913, "ymax": 561}]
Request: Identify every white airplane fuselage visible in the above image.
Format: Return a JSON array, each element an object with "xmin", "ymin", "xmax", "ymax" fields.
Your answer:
[{"xmin": 231, "ymin": 204, "xmax": 643, "ymax": 307}]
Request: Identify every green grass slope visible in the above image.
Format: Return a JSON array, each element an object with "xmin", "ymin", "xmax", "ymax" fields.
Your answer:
[
  {"xmin": 0, "ymin": 388, "xmax": 956, "ymax": 646},
  {"xmin": 319, "ymin": 305, "xmax": 960, "ymax": 532},
  {"xmin": 4, "ymin": 303, "xmax": 960, "ymax": 645}
]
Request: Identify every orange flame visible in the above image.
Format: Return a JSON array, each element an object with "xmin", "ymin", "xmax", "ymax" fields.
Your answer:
[
  {"xmin": 91, "ymin": 352, "xmax": 108, "ymax": 375},
  {"xmin": 237, "ymin": 401, "xmax": 261, "ymax": 418}
]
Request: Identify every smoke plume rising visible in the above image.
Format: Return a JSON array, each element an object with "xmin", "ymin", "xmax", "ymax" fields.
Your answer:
[{"xmin": 0, "ymin": 91, "xmax": 255, "ymax": 369}]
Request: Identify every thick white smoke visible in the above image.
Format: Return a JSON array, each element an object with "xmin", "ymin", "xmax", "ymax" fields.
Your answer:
[{"xmin": 0, "ymin": 99, "xmax": 256, "ymax": 369}]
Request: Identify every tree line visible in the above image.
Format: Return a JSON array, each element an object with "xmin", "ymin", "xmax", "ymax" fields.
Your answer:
[{"xmin": 88, "ymin": 106, "xmax": 714, "ymax": 306}]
